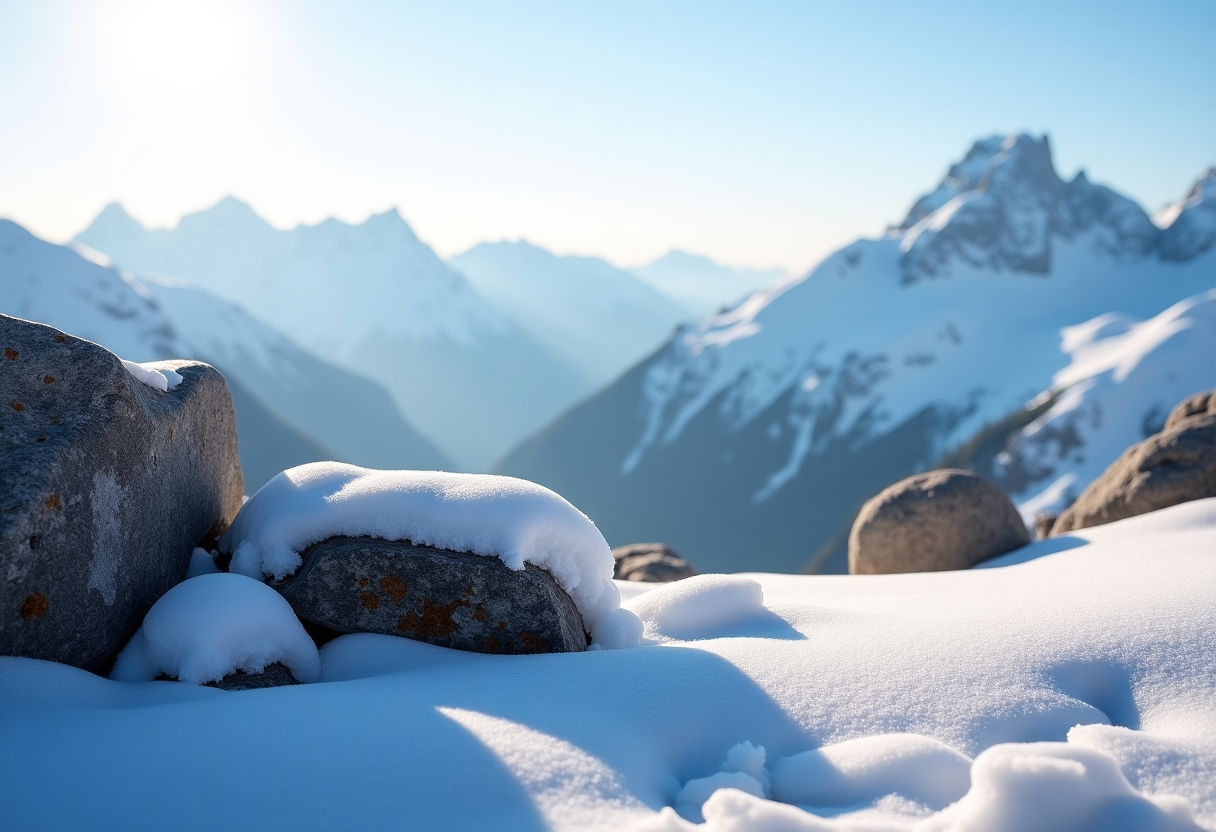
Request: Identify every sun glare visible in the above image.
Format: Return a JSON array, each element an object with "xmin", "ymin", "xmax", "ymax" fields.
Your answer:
[{"xmin": 100, "ymin": 0, "xmax": 247, "ymax": 99}]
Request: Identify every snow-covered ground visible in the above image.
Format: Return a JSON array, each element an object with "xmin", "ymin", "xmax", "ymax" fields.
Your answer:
[{"xmin": 3, "ymin": 498, "xmax": 1214, "ymax": 831}]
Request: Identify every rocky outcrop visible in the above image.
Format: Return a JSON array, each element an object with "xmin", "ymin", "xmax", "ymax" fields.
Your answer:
[
  {"xmin": 612, "ymin": 543, "xmax": 697, "ymax": 582},
  {"xmin": 849, "ymin": 469, "xmax": 1030, "ymax": 574},
  {"xmin": 0, "ymin": 315, "xmax": 243, "ymax": 672},
  {"xmin": 206, "ymin": 662, "xmax": 300, "ymax": 691},
  {"xmin": 1052, "ymin": 391, "xmax": 1216, "ymax": 535},
  {"xmin": 274, "ymin": 537, "xmax": 587, "ymax": 654}
]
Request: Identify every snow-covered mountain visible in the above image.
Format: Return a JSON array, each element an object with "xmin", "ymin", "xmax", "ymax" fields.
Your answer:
[
  {"xmin": 631, "ymin": 250, "xmax": 784, "ymax": 317},
  {"xmin": 75, "ymin": 200, "xmax": 593, "ymax": 470},
  {"xmin": 449, "ymin": 240, "xmax": 688, "ymax": 382},
  {"xmin": 0, "ymin": 220, "xmax": 450, "ymax": 489},
  {"xmin": 497, "ymin": 135, "xmax": 1216, "ymax": 573},
  {"xmin": 999, "ymin": 288, "xmax": 1216, "ymax": 524}
]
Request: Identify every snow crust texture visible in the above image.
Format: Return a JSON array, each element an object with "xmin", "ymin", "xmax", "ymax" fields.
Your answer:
[
  {"xmin": 220, "ymin": 462, "xmax": 634, "ymax": 646},
  {"xmin": 4, "ymin": 500, "xmax": 1215, "ymax": 831},
  {"xmin": 110, "ymin": 573, "xmax": 319, "ymax": 685}
]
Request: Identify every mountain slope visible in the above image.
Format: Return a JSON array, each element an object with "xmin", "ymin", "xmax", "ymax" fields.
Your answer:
[
  {"xmin": 75, "ymin": 201, "xmax": 592, "ymax": 469},
  {"xmin": 496, "ymin": 135, "xmax": 1216, "ymax": 573},
  {"xmin": 1, "ymin": 220, "xmax": 448, "ymax": 489},
  {"xmin": 449, "ymin": 240, "xmax": 688, "ymax": 383},
  {"xmin": 996, "ymin": 288, "xmax": 1216, "ymax": 523},
  {"xmin": 631, "ymin": 250, "xmax": 784, "ymax": 317}
]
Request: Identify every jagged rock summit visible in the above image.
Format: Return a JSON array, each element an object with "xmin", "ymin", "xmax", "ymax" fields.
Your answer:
[{"xmin": 496, "ymin": 135, "xmax": 1216, "ymax": 574}]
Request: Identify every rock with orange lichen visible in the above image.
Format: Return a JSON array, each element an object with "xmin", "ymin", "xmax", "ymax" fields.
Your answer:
[
  {"xmin": 274, "ymin": 536, "xmax": 587, "ymax": 654},
  {"xmin": 0, "ymin": 314, "xmax": 243, "ymax": 673}
]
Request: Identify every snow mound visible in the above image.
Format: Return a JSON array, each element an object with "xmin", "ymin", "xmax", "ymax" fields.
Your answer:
[
  {"xmin": 109, "ymin": 573, "xmax": 320, "ymax": 685},
  {"xmin": 771, "ymin": 734, "xmax": 971, "ymax": 812},
  {"xmin": 676, "ymin": 742, "xmax": 772, "ymax": 823},
  {"xmin": 219, "ymin": 462, "xmax": 636, "ymax": 647},
  {"xmin": 120, "ymin": 359, "xmax": 182, "ymax": 391},
  {"xmin": 624, "ymin": 574, "xmax": 766, "ymax": 642},
  {"xmin": 922, "ymin": 742, "xmax": 1201, "ymax": 832}
]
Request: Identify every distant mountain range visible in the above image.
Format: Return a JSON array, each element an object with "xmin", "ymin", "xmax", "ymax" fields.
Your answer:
[
  {"xmin": 496, "ymin": 136, "xmax": 1216, "ymax": 573},
  {"xmin": 70, "ymin": 203, "xmax": 765, "ymax": 470},
  {"xmin": 630, "ymin": 250, "xmax": 784, "ymax": 317},
  {"xmin": 0, "ymin": 221, "xmax": 449, "ymax": 490},
  {"xmin": 449, "ymin": 240, "xmax": 688, "ymax": 382}
]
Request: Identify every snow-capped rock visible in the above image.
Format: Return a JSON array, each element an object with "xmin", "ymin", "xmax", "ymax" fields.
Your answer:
[
  {"xmin": 496, "ymin": 137, "xmax": 1216, "ymax": 574},
  {"xmin": 75, "ymin": 200, "xmax": 594, "ymax": 469}
]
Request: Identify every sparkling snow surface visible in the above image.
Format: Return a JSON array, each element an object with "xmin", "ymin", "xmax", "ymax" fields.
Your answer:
[
  {"xmin": 220, "ymin": 463, "xmax": 637, "ymax": 647},
  {"xmin": 2, "ymin": 499, "xmax": 1214, "ymax": 830}
]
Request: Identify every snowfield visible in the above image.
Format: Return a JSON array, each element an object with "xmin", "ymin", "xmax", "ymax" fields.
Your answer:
[{"xmin": 2, "ymin": 498, "xmax": 1214, "ymax": 831}]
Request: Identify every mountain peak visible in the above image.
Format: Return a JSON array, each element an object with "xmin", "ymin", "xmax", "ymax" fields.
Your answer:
[
  {"xmin": 77, "ymin": 201, "xmax": 146, "ymax": 241},
  {"xmin": 899, "ymin": 134, "xmax": 1058, "ymax": 231},
  {"xmin": 897, "ymin": 133, "xmax": 1156, "ymax": 281},
  {"xmin": 1159, "ymin": 168, "xmax": 1216, "ymax": 261}
]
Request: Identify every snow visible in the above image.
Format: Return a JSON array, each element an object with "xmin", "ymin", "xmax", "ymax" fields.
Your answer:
[
  {"xmin": 614, "ymin": 137, "xmax": 1215, "ymax": 507},
  {"xmin": 120, "ymin": 358, "xmax": 183, "ymax": 391},
  {"xmin": 1008, "ymin": 288, "xmax": 1216, "ymax": 520},
  {"xmin": 185, "ymin": 546, "xmax": 220, "ymax": 578},
  {"xmin": 3, "ymin": 498, "xmax": 1214, "ymax": 830},
  {"xmin": 109, "ymin": 573, "xmax": 320, "ymax": 685},
  {"xmin": 625, "ymin": 575, "xmax": 768, "ymax": 642},
  {"xmin": 219, "ymin": 462, "xmax": 636, "ymax": 646}
]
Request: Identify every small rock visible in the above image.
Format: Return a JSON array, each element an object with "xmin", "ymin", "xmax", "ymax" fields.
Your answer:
[
  {"xmin": 206, "ymin": 662, "xmax": 300, "ymax": 691},
  {"xmin": 0, "ymin": 316, "xmax": 243, "ymax": 673},
  {"xmin": 1052, "ymin": 398, "xmax": 1216, "ymax": 536},
  {"xmin": 612, "ymin": 543, "xmax": 697, "ymax": 582},
  {"xmin": 274, "ymin": 536, "xmax": 587, "ymax": 654},
  {"xmin": 1164, "ymin": 389, "xmax": 1216, "ymax": 431},
  {"xmin": 849, "ymin": 469, "xmax": 1030, "ymax": 574},
  {"xmin": 1034, "ymin": 512, "xmax": 1059, "ymax": 541}
]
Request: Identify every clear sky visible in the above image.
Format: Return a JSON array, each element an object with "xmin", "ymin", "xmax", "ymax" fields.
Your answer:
[{"xmin": 1, "ymin": 0, "xmax": 1213, "ymax": 272}]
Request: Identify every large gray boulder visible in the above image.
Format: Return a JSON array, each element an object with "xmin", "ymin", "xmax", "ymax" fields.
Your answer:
[
  {"xmin": 1052, "ymin": 392, "xmax": 1216, "ymax": 535},
  {"xmin": 1, "ymin": 315, "xmax": 243, "ymax": 672},
  {"xmin": 612, "ymin": 543, "xmax": 697, "ymax": 582},
  {"xmin": 275, "ymin": 536, "xmax": 587, "ymax": 654},
  {"xmin": 849, "ymin": 469, "xmax": 1030, "ymax": 574}
]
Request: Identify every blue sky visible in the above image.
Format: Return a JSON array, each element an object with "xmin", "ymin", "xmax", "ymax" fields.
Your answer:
[{"xmin": 0, "ymin": 0, "xmax": 1212, "ymax": 271}]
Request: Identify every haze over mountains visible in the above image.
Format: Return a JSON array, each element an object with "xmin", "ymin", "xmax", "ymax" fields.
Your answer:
[
  {"xmin": 73, "ymin": 202, "xmax": 770, "ymax": 469},
  {"xmin": 497, "ymin": 135, "xmax": 1216, "ymax": 572},
  {"xmin": 0, "ymin": 220, "xmax": 449, "ymax": 489}
]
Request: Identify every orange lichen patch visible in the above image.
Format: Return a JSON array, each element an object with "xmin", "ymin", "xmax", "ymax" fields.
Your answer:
[
  {"xmin": 360, "ymin": 591, "xmax": 380, "ymax": 610},
  {"xmin": 3, "ymin": 348, "xmax": 17, "ymax": 360},
  {"xmin": 20, "ymin": 593, "xmax": 49, "ymax": 620},
  {"xmin": 396, "ymin": 598, "xmax": 468, "ymax": 640},
  {"xmin": 379, "ymin": 575, "xmax": 408, "ymax": 603},
  {"xmin": 498, "ymin": 621, "xmax": 507, "ymax": 630},
  {"xmin": 356, "ymin": 577, "xmax": 368, "ymax": 587},
  {"xmin": 465, "ymin": 586, "xmax": 475, "ymax": 595},
  {"xmin": 44, "ymin": 494, "xmax": 60, "ymax": 509},
  {"xmin": 519, "ymin": 631, "xmax": 548, "ymax": 652},
  {"xmin": 473, "ymin": 607, "xmax": 486, "ymax": 622},
  {"xmin": 43, "ymin": 375, "xmax": 55, "ymax": 384},
  {"xmin": 36, "ymin": 436, "xmax": 46, "ymax": 442},
  {"xmin": 53, "ymin": 334, "xmax": 66, "ymax": 343},
  {"xmin": 168, "ymin": 426, "xmax": 174, "ymax": 440},
  {"xmin": 10, "ymin": 401, "xmax": 25, "ymax": 412},
  {"xmin": 481, "ymin": 636, "xmax": 502, "ymax": 653}
]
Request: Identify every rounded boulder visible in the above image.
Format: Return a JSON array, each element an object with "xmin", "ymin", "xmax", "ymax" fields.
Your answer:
[{"xmin": 849, "ymin": 469, "xmax": 1030, "ymax": 574}]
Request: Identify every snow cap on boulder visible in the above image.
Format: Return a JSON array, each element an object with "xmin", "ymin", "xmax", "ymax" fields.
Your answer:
[{"xmin": 219, "ymin": 463, "xmax": 638, "ymax": 648}]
